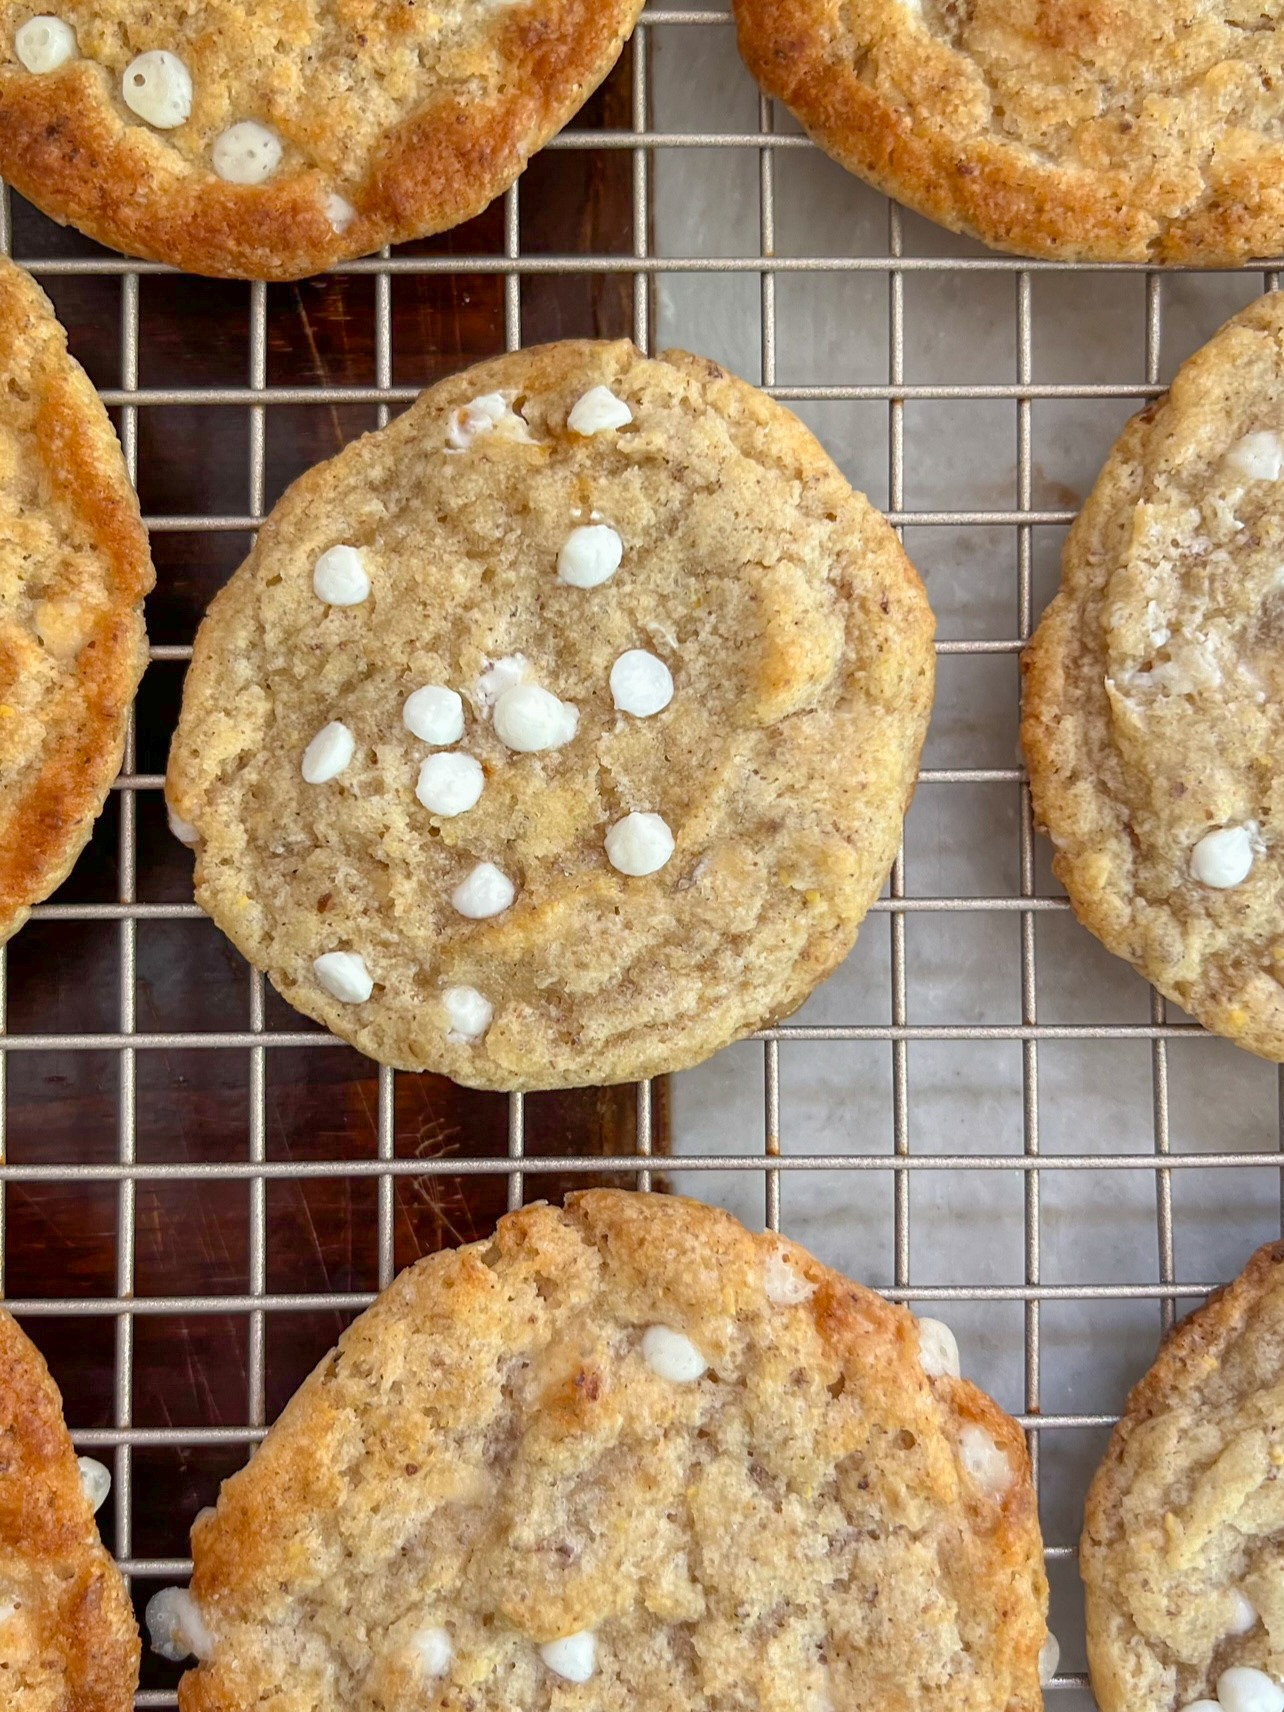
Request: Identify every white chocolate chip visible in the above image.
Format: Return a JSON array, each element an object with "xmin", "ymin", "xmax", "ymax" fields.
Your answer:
[
  {"xmin": 641, "ymin": 1324, "xmax": 707, "ymax": 1383},
  {"xmin": 411, "ymin": 1626, "xmax": 453, "ymax": 1677},
  {"xmin": 323, "ymin": 191, "xmax": 356, "ymax": 233},
  {"xmin": 416, "ymin": 752, "xmax": 483, "ymax": 817},
  {"xmin": 610, "ymin": 649, "xmax": 673, "ymax": 717},
  {"xmin": 493, "ymin": 683, "xmax": 578, "ymax": 753},
  {"xmin": 472, "ymin": 654, "xmax": 527, "ymax": 715},
  {"xmin": 122, "ymin": 50, "xmax": 192, "ymax": 129},
  {"xmin": 404, "ymin": 685, "xmax": 465, "ymax": 746},
  {"xmin": 567, "ymin": 385, "xmax": 632, "ymax": 435},
  {"xmin": 451, "ymin": 862, "xmax": 515, "ymax": 919},
  {"xmin": 15, "ymin": 15, "xmax": 76, "ymax": 72},
  {"xmin": 77, "ymin": 1456, "xmax": 110, "ymax": 1513},
  {"xmin": 958, "ymin": 1423, "xmax": 1013, "ymax": 1500},
  {"xmin": 1226, "ymin": 431, "xmax": 1284, "ymax": 482},
  {"xmin": 447, "ymin": 392, "xmax": 530, "ymax": 451},
  {"xmin": 1182, "ymin": 1702, "xmax": 1222, "ymax": 1712},
  {"xmin": 763, "ymin": 1245, "xmax": 816, "ymax": 1305},
  {"xmin": 0, "ymin": 1597, "xmax": 17, "ymax": 1623},
  {"xmin": 1218, "ymin": 1669, "xmax": 1284, "ymax": 1712},
  {"xmin": 212, "ymin": 120, "xmax": 282, "ymax": 185},
  {"xmin": 540, "ymin": 1631, "xmax": 596, "ymax": 1683},
  {"xmin": 443, "ymin": 985, "xmax": 493, "ymax": 1044},
  {"xmin": 1191, "ymin": 824, "xmax": 1256, "ymax": 889},
  {"xmin": 1038, "ymin": 1632, "xmax": 1060, "ymax": 1687},
  {"xmin": 557, "ymin": 523, "xmax": 623, "ymax": 589},
  {"xmin": 312, "ymin": 544, "xmax": 370, "ymax": 606},
  {"xmin": 605, "ymin": 812, "xmax": 674, "ymax": 877},
  {"xmin": 917, "ymin": 1317, "xmax": 961, "ymax": 1381},
  {"xmin": 301, "ymin": 721, "xmax": 355, "ymax": 785},
  {"xmin": 313, "ymin": 951, "xmax": 373, "ymax": 1005},
  {"xmin": 167, "ymin": 804, "xmax": 199, "ymax": 846},
  {"xmin": 1230, "ymin": 1591, "xmax": 1260, "ymax": 1636},
  {"xmin": 145, "ymin": 1587, "xmax": 215, "ymax": 1663}
]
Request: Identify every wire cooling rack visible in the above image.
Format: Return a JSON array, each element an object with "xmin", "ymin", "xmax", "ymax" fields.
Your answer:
[{"xmin": 5, "ymin": 4, "xmax": 1284, "ymax": 1707}]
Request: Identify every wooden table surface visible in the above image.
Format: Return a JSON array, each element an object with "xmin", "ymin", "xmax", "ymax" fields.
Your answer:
[{"xmin": 3, "ymin": 49, "xmax": 669, "ymax": 1674}]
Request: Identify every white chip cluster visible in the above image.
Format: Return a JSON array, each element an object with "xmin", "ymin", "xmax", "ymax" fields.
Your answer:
[
  {"xmin": 297, "ymin": 385, "xmax": 688, "ymax": 1044},
  {"xmin": 13, "ymin": 26, "xmax": 291, "ymax": 185},
  {"xmin": 1186, "ymin": 1669, "xmax": 1284, "ymax": 1712}
]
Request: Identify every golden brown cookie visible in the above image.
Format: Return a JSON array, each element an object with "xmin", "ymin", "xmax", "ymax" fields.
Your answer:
[
  {"xmin": 1082, "ymin": 1241, "xmax": 1284, "ymax": 1712},
  {"xmin": 143, "ymin": 1190, "xmax": 1048, "ymax": 1712},
  {"xmin": 1022, "ymin": 292, "xmax": 1284, "ymax": 1059},
  {"xmin": 0, "ymin": 0, "xmax": 643, "ymax": 281},
  {"xmin": 0, "ymin": 1308, "xmax": 140, "ymax": 1711},
  {"xmin": 0, "ymin": 257, "xmax": 152, "ymax": 945},
  {"xmin": 166, "ymin": 339, "xmax": 934, "ymax": 1090},
  {"xmin": 732, "ymin": 0, "xmax": 1284, "ymax": 265}
]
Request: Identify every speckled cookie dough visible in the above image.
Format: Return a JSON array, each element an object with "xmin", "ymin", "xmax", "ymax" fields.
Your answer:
[
  {"xmin": 1023, "ymin": 292, "xmax": 1284, "ymax": 1060},
  {"xmin": 167, "ymin": 338, "xmax": 934, "ymax": 1091},
  {"xmin": 0, "ymin": 0, "xmax": 644, "ymax": 280},
  {"xmin": 1083, "ymin": 1241, "xmax": 1284, "ymax": 1712},
  {"xmin": 0, "ymin": 256, "xmax": 153, "ymax": 945},
  {"xmin": 733, "ymin": 0, "xmax": 1284, "ymax": 265},
  {"xmin": 145, "ymin": 1191, "xmax": 1050, "ymax": 1712},
  {"xmin": 0, "ymin": 1308, "xmax": 139, "ymax": 1712}
]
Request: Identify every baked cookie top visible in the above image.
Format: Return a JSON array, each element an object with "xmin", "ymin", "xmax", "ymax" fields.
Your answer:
[
  {"xmin": 1022, "ymin": 293, "xmax": 1284, "ymax": 1060},
  {"xmin": 0, "ymin": 1308, "xmax": 140, "ymax": 1712},
  {"xmin": 0, "ymin": 0, "xmax": 643, "ymax": 280},
  {"xmin": 1082, "ymin": 1241, "xmax": 1284, "ymax": 1712},
  {"xmin": 733, "ymin": 0, "xmax": 1284, "ymax": 265},
  {"xmin": 166, "ymin": 339, "xmax": 933, "ymax": 1090},
  {"xmin": 151, "ymin": 1190, "xmax": 1047, "ymax": 1712},
  {"xmin": 0, "ymin": 257, "xmax": 152, "ymax": 946}
]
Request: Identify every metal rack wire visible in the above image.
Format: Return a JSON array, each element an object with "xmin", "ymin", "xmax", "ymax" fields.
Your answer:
[{"xmin": 4, "ymin": 4, "xmax": 1282, "ymax": 1708}]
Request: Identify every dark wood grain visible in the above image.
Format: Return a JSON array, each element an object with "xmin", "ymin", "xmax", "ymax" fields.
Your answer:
[{"xmin": 3, "ymin": 50, "xmax": 667, "ymax": 1680}]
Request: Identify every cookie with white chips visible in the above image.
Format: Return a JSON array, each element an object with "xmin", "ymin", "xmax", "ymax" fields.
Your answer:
[
  {"xmin": 0, "ymin": 0, "xmax": 643, "ymax": 280},
  {"xmin": 148, "ymin": 1190, "xmax": 1048, "ymax": 1712},
  {"xmin": 1082, "ymin": 1240, "xmax": 1284, "ymax": 1712},
  {"xmin": 166, "ymin": 339, "xmax": 934, "ymax": 1090},
  {"xmin": 0, "ymin": 1307, "xmax": 139, "ymax": 1711},
  {"xmin": 1023, "ymin": 292, "xmax": 1284, "ymax": 1060}
]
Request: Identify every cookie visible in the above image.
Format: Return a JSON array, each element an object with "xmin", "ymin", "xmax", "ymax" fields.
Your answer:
[
  {"xmin": 0, "ymin": 1308, "xmax": 139, "ymax": 1711},
  {"xmin": 1082, "ymin": 1241, "xmax": 1284, "ymax": 1712},
  {"xmin": 0, "ymin": 0, "xmax": 643, "ymax": 281},
  {"xmin": 143, "ymin": 1189, "xmax": 1049, "ymax": 1712},
  {"xmin": 1021, "ymin": 293, "xmax": 1284, "ymax": 1059},
  {"xmin": 166, "ymin": 339, "xmax": 934, "ymax": 1090},
  {"xmin": 732, "ymin": 0, "xmax": 1284, "ymax": 265},
  {"xmin": 0, "ymin": 257, "xmax": 152, "ymax": 946}
]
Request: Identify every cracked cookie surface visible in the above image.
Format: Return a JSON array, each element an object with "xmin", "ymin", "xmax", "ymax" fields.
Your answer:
[
  {"xmin": 1023, "ymin": 292, "xmax": 1284, "ymax": 1059},
  {"xmin": 171, "ymin": 1190, "xmax": 1048, "ymax": 1712},
  {"xmin": 166, "ymin": 338, "xmax": 933, "ymax": 1090},
  {"xmin": 1083, "ymin": 1241, "xmax": 1284, "ymax": 1712},
  {"xmin": 733, "ymin": 0, "xmax": 1284, "ymax": 264},
  {"xmin": 0, "ymin": 257, "xmax": 152, "ymax": 945},
  {"xmin": 0, "ymin": 0, "xmax": 643, "ymax": 280}
]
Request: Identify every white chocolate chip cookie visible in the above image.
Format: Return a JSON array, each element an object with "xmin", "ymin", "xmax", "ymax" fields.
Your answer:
[
  {"xmin": 167, "ymin": 340, "xmax": 934, "ymax": 1090},
  {"xmin": 0, "ymin": 257, "xmax": 153, "ymax": 945},
  {"xmin": 1083, "ymin": 1241, "xmax": 1284, "ymax": 1712},
  {"xmin": 164, "ymin": 1191, "xmax": 1048, "ymax": 1712},
  {"xmin": 0, "ymin": 0, "xmax": 643, "ymax": 280},
  {"xmin": 0, "ymin": 1308, "xmax": 140, "ymax": 1711},
  {"xmin": 1023, "ymin": 292, "xmax": 1284, "ymax": 1060}
]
